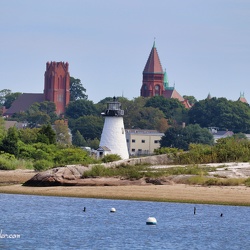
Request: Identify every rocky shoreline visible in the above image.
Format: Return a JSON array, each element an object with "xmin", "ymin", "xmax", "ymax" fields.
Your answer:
[{"xmin": 1, "ymin": 162, "xmax": 250, "ymax": 206}]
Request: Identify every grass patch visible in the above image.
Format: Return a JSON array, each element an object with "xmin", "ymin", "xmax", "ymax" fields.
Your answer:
[
  {"xmin": 186, "ymin": 176, "xmax": 245, "ymax": 186},
  {"xmin": 83, "ymin": 164, "xmax": 218, "ymax": 180}
]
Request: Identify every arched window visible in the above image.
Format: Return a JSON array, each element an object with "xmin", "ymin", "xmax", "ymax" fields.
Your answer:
[{"xmin": 155, "ymin": 85, "xmax": 160, "ymax": 96}]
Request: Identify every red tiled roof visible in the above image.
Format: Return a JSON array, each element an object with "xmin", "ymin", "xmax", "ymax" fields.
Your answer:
[
  {"xmin": 143, "ymin": 46, "xmax": 164, "ymax": 74},
  {"xmin": 163, "ymin": 89, "xmax": 184, "ymax": 102},
  {"xmin": 238, "ymin": 97, "xmax": 248, "ymax": 103},
  {"xmin": 4, "ymin": 93, "xmax": 44, "ymax": 116},
  {"xmin": 182, "ymin": 99, "xmax": 192, "ymax": 109}
]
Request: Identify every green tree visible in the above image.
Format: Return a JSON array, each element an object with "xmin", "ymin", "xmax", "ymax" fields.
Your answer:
[
  {"xmin": 23, "ymin": 101, "xmax": 57, "ymax": 127},
  {"xmin": 72, "ymin": 130, "xmax": 86, "ymax": 147},
  {"xmin": 37, "ymin": 124, "xmax": 56, "ymax": 144},
  {"xmin": 70, "ymin": 77, "xmax": 87, "ymax": 101},
  {"xmin": 0, "ymin": 127, "xmax": 19, "ymax": 156},
  {"xmin": 129, "ymin": 106, "xmax": 167, "ymax": 130},
  {"xmin": 54, "ymin": 120, "xmax": 71, "ymax": 145},
  {"xmin": 86, "ymin": 138, "xmax": 100, "ymax": 149},
  {"xmin": 66, "ymin": 99, "xmax": 98, "ymax": 119},
  {"xmin": 189, "ymin": 97, "xmax": 250, "ymax": 133},
  {"xmin": 160, "ymin": 124, "xmax": 214, "ymax": 150},
  {"xmin": 183, "ymin": 95, "xmax": 197, "ymax": 106},
  {"xmin": 145, "ymin": 96, "xmax": 188, "ymax": 124},
  {"xmin": 19, "ymin": 128, "xmax": 39, "ymax": 144},
  {"xmin": 70, "ymin": 115, "xmax": 103, "ymax": 140},
  {"xmin": 4, "ymin": 92, "xmax": 22, "ymax": 109},
  {"xmin": 0, "ymin": 117, "xmax": 6, "ymax": 143},
  {"xmin": 0, "ymin": 89, "xmax": 11, "ymax": 106}
]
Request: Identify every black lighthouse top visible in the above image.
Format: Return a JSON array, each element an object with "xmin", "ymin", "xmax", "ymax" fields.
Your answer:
[{"xmin": 102, "ymin": 97, "xmax": 124, "ymax": 117}]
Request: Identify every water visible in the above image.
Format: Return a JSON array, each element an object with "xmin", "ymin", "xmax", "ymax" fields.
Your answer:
[{"xmin": 0, "ymin": 194, "xmax": 249, "ymax": 250}]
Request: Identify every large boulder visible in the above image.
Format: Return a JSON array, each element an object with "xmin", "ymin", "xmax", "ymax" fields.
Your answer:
[{"xmin": 24, "ymin": 165, "xmax": 88, "ymax": 186}]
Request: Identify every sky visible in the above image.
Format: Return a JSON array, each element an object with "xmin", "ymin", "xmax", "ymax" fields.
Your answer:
[{"xmin": 1, "ymin": 0, "xmax": 250, "ymax": 104}]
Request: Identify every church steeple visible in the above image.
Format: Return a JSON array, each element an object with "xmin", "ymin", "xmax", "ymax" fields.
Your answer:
[
  {"xmin": 141, "ymin": 42, "xmax": 165, "ymax": 97},
  {"xmin": 143, "ymin": 42, "xmax": 164, "ymax": 74}
]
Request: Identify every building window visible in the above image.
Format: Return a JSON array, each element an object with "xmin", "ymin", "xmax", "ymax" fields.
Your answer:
[
  {"xmin": 155, "ymin": 85, "xmax": 160, "ymax": 96},
  {"xmin": 58, "ymin": 94, "xmax": 64, "ymax": 102},
  {"xmin": 141, "ymin": 140, "xmax": 145, "ymax": 143},
  {"xmin": 132, "ymin": 149, "xmax": 135, "ymax": 152},
  {"xmin": 154, "ymin": 140, "xmax": 159, "ymax": 143},
  {"xmin": 126, "ymin": 139, "xmax": 129, "ymax": 143},
  {"xmin": 132, "ymin": 139, "xmax": 136, "ymax": 143}
]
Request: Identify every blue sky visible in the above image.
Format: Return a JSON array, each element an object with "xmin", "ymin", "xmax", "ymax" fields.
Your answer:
[{"xmin": 1, "ymin": 0, "xmax": 250, "ymax": 103}]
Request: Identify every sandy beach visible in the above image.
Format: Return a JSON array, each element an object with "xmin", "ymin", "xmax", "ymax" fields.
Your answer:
[{"xmin": 0, "ymin": 169, "xmax": 250, "ymax": 206}]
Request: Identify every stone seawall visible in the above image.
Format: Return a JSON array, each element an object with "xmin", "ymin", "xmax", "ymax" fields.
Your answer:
[{"xmin": 93, "ymin": 154, "xmax": 173, "ymax": 168}]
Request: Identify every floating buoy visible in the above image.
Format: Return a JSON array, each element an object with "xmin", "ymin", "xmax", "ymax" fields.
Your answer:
[
  {"xmin": 110, "ymin": 208, "xmax": 116, "ymax": 213},
  {"xmin": 146, "ymin": 217, "xmax": 157, "ymax": 225}
]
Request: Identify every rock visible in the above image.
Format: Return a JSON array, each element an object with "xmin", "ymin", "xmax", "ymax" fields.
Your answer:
[
  {"xmin": 23, "ymin": 165, "xmax": 89, "ymax": 187},
  {"xmin": 145, "ymin": 177, "xmax": 173, "ymax": 185}
]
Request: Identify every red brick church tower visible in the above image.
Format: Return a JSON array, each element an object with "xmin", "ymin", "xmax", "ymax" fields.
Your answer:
[
  {"xmin": 44, "ymin": 62, "xmax": 70, "ymax": 115},
  {"xmin": 140, "ymin": 41, "xmax": 165, "ymax": 97},
  {"xmin": 140, "ymin": 42, "xmax": 191, "ymax": 108}
]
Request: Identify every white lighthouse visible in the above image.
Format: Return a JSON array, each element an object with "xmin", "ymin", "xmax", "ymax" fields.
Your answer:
[{"xmin": 98, "ymin": 97, "xmax": 129, "ymax": 160}]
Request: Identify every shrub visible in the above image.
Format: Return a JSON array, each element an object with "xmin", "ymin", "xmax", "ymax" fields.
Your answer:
[
  {"xmin": 244, "ymin": 178, "xmax": 250, "ymax": 187},
  {"xmin": 54, "ymin": 147, "xmax": 93, "ymax": 165},
  {"xmin": 0, "ymin": 153, "xmax": 16, "ymax": 170},
  {"xmin": 0, "ymin": 157, "xmax": 16, "ymax": 170},
  {"xmin": 101, "ymin": 154, "xmax": 121, "ymax": 163},
  {"xmin": 154, "ymin": 147, "xmax": 181, "ymax": 155},
  {"xmin": 33, "ymin": 159, "xmax": 54, "ymax": 171}
]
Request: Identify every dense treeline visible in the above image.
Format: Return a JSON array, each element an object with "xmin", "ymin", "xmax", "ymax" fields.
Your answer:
[
  {"xmin": 0, "ymin": 123, "xmax": 96, "ymax": 170},
  {"xmin": 189, "ymin": 97, "xmax": 250, "ymax": 133},
  {"xmin": 1, "ymin": 77, "xmax": 250, "ymax": 159},
  {"xmin": 176, "ymin": 137, "xmax": 250, "ymax": 164},
  {"xmin": 156, "ymin": 136, "xmax": 250, "ymax": 165},
  {"xmin": 0, "ymin": 120, "xmax": 122, "ymax": 171}
]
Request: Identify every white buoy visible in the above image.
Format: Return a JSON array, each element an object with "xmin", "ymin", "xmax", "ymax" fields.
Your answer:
[
  {"xmin": 110, "ymin": 208, "xmax": 116, "ymax": 213},
  {"xmin": 146, "ymin": 217, "xmax": 157, "ymax": 225}
]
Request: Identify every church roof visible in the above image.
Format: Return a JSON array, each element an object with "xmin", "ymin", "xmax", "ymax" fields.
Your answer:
[
  {"xmin": 163, "ymin": 89, "xmax": 184, "ymax": 102},
  {"xmin": 4, "ymin": 93, "xmax": 44, "ymax": 116},
  {"xmin": 207, "ymin": 92, "xmax": 212, "ymax": 99},
  {"xmin": 238, "ymin": 92, "xmax": 248, "ymax": 103},
  {"xmin": 143, "ymin": 42, "xmax": 164, "ymax": 74}
]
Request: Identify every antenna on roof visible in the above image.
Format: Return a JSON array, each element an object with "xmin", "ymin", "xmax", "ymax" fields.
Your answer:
[{"xmin": 153, "ymin": 37, "xmax": 156, "ymax": 48}]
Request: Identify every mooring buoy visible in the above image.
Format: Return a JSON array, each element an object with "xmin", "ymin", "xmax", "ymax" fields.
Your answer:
[
  {"xmin": 146, "ymin": 217, "xmax": 157, "ymax": 225},
  {"xmin": 110, "ymin": 208, "xmax": 116, "ymax": 213}
]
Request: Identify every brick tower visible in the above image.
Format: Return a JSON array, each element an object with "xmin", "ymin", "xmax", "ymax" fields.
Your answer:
[
  {"xmin": 44, "ymin": 62, "xmax": 70, "ymax": 115},
  {"xmin": 140, "ymin": 41, "xmax": 165, "ymax": 97}
]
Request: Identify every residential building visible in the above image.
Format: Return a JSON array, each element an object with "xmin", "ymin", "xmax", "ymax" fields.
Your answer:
[
  {"xmin": 209, "ymin": 127, "xmax": 234, "ymax": 142},
  {"xmin": 126, "ymin": 129, "xmax": 164, "ymax": 156}
]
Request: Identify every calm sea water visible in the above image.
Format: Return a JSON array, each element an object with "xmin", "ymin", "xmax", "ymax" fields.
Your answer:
[{"xmin": 0, "ymin": 194, "xmax": 249, "ymax": 250}]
